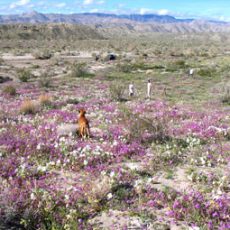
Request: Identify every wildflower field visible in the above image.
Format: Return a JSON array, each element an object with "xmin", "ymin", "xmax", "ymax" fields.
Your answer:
[{"xmin": 0, "ymin": 33, "xmax": 230, "ymax": 229}]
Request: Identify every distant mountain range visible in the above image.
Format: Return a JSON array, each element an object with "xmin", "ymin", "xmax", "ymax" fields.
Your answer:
[{"xmin": 0, "ymin": 11, "xmax": 229, "ymax": 33}]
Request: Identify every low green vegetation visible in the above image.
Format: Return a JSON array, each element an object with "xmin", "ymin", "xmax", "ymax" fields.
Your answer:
[
  {"xmin": 17, "ymin": 68, "xmax": 33, "ymax": 82},
  {"xmin": 70, "ymin": 62, "xmax": 94, "ymax": 78},
  {"xmin": 38, "ymin": 73, "xmax": 52, "ymax": 88}
]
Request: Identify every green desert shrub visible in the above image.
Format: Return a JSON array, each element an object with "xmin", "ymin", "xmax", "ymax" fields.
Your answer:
[
  {"xmin": 70, "ymin": 62, "xmax": 93, "ymax": 78},
  {"xmin": 31, "ymin": 64, "xmax": 40, "ymax": 69},
  {"xmin": 38, "ymin": 73, "xmax": 52, "ymax": 88},
  {"xmin": 17, "ymin": 68, "xmax": 32, "ymax": 82},
  {"xmin": 109, "ymin": 82, "xmax": 126, "ymax": 102},
  {"xmin": 174, "ymin": 60, "xmax": 187, "ymax": 68},
  {"xmin": 151, "ymin": 64, "xmax": 165, "ymax": 69},
  {"xmin": 131, "ymin": 62, "xmax": 163, "ymax": 71},
  {"xmin": 166, "ymin": 60, "xmax": 187, "ymax": 72},
  {"xmin": 117, "ymin": 62, "xmax": 133, "ymax": 73},
  {"xmin": 197, "ymin": 68, "xmax": 216, "ymax": 78}
]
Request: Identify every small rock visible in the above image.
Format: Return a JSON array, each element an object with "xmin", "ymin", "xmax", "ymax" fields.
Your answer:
[{"xmin": 57, "ymin": 124, "xmax": 78, "ymax": 137}]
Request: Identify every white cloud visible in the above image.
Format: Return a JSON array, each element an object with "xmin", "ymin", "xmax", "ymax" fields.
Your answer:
[
  {"xmin": 55, "ymin": 3, "xmax": 66, "ymax": 8},
  {"xmin": 83, "ymin": 0, "xmax": 94, "ymax": 5},
  {"xmin": 139, "ymin": 8, "xmax": 151, "ymax": 15},
  {"xmin": 10, "ymin": 0, "xmax": 30, "ymax": 9},
  {"xmin": 138, "ymin": 8, "xmax": 171, "ymax": 16},
  {"xmin": 157, "ymin": 9, "xmax": 170, "ymax": 15}
]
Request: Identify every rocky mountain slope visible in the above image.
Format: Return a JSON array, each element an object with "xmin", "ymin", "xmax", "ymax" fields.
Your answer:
[
  {"xmin": 0, "ymin": 11, "xmax": 230, "ymax": 34},
  {"xmin": 0, "ymin": 23, "xmax": 105, "ymax": 40}
]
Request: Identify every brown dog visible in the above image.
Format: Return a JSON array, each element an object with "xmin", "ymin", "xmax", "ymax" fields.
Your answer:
[{"xmin": 78, "ymin": 109, "xmax": 90, "ymax": 138}]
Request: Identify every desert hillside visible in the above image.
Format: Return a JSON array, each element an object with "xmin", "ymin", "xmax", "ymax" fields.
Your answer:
[
  {"xmin": 0, "ymin": 11, "xmax": 230, "ymax": 34},
  {"xmin": 0, "ymin": 23, "xmax": 105, "ymax": 40}
]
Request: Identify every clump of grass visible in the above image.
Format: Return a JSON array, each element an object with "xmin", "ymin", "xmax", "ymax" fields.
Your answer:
[
  {"xmin": 109, "ymin": 82, "xmax": 126, "ymax": 102},
  {"xmin": 130, "ymin": 62, "xmax": 164, "ymax": 71},
  {"xmin": 174, "ymin": 60, "xmax": 187, "ymax": 68},
  {"xmin": 31, "ymin": 64, "xmax": 39, "ymax": 69},
  {"xmin": 38, "ymin": 94, "xmax": 52, "ymax": 107},
  {"xmin": 70, "ymin": 62, "xmax": 93, "ymax": 78},
  {"xmin": 17, "ymin": 68, "xmax": 32, "ymax": 82},
  {"xmin": 38, "ymin": 73, "xmax": 52, "ymax": 88},
  {"xmin": 197, "ymin": 68, "xmax": 216, "ymax": 78},
  {"xmin": 20, "ymin": 99, "xmax": 37, "ymax": 114},
  {"xmin": 117, "ymin": 62, "xmax": 133, "ymax": 73},
  {"xmin": 165, "ymin": 169, "xmax": 174, "ymax": 179},
  {"xmin": 165, "ymin": 60, "xmax": 187, "ymax": 72},
  {"xmin": 3, "ymin": 85, "xmax": 17, "ymax": 96}
]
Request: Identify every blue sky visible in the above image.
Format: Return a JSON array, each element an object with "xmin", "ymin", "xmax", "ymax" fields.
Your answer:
[{"xmin": 0, "ymin": 0, "xmax": 230, "ymax": 21}]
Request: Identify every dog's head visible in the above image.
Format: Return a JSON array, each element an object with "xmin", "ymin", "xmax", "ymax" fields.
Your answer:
[{"xmin": 79, "ymin": 109, "xmax": 86, "ymax": 116}]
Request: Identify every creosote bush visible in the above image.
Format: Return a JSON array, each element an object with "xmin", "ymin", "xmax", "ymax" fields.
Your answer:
[
  {"xmin": 38, "ymin": 73, "xmax": 52, "ymax": 88},
  {"xmin": 109, "ymin": 82, "xmax": 126, "ymax": 102},
  {"xmin": 3, "ymin": 85, "xmax": 17, "ymax": 96},
  {"xmin": 117, "ymin": 62, "xmax": 133, "ymax": 73},
  {"xmin": 20, "ymin": 99, "xmax": 37, "ymax": 114},
  {"xmin": 70, "ymin": 62, "xmax": 93, "ymax": 78},
  {"xmin": 17, "ymin": 68, "xmax": 32, "ymax": 82}
]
